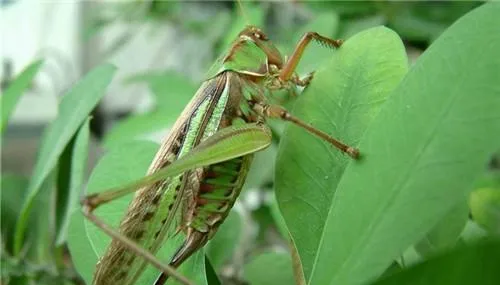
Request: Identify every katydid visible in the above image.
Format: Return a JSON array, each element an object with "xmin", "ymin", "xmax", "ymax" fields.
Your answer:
[{"xmin": 81, "ymin": 26, "xmax": 359, "ymax": 285}]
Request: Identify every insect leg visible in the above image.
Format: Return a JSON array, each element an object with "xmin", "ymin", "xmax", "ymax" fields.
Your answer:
[
  {"xmin": 154, "ymin": 230, "xmax": 208, "ymax": 285},
  {"xmin": 251, "ymin": 102, "xmax": 359, "ymax": 159},
  {"xmin": 80, "ymin": 196, "xmax": 194, "ymax": 285},
  {"xmin": 279, "ymin": 32, "xmax": 343, "ymax": 82}
]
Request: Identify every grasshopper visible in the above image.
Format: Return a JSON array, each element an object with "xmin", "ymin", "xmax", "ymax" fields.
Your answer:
[{"xmin": 81, "ymin": 26, "xmax": 359, "ymax": 285}]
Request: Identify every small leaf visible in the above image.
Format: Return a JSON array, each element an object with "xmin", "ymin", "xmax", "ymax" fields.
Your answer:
[
  {"xmin": 55, "ymin": 119, "xmax": 90, "ymax": 244},
  {"xmin": 14, "ymin": 64, "xmax": 116, "ymax": 254},
  {"xmin": 0, "ymin": 60, "xmax": 44, "ymax": 133},
  {"xmin": 24, "ymin": 171, "xmax": 56, "ymax": 262},
  {"xmin": 1, "ymin": 175, "xmax": 29, "ymax": 253}
]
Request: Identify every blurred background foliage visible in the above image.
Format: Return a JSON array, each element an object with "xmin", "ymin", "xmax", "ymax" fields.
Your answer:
[{"xmin": 2, "ymin": 1, "xmax": 499, "ymax": 285}]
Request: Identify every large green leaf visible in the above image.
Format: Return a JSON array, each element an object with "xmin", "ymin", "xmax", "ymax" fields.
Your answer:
[
  {"xmin": 275, "ymin": 27, "xmax": 408, "ymax": 281},
  {"xmin": 309, "ymin": 4, "xmax": 500, "ymax": 285},
  {"xmin": 14, "ymin": 64, "xmax": 116, "ymax": 254},
  {"xmin": 0, "ymin": 60, "xmax": 44, "ymax": 133},
  {"xmin": 415, "ymin": 199, "xmax": 469, "ymax": 257},
  {"xmin": 374, "ymin": 240, "xmax": 500, "ymax": 285}
]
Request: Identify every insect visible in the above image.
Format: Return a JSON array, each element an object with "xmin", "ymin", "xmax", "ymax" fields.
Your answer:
[{"xmin": 81, "ymin": 25, "xmax": 359, "ymax": 285}]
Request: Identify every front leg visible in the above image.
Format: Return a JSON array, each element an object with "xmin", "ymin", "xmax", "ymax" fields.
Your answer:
[{"xmin": 279, "ymin": 32, "xmax": 343, "ymax": 82}]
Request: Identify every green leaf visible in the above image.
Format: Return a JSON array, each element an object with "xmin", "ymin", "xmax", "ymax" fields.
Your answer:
[
  {"xmin": 309, "ymin": 4, "xmax": 500, "ymax": 285},
  {"xmin": 204, "ymin": 256, "xmax": 221, "ymax": 285},
  {"xmin": 374, "ymin": 240, "xmax": 500, "ymax": 285},
  {"xmin": 24, "ymin": 171, "xmax": 56, "ymax": 263},
  {"xmin": 14, "ymin": 64, "xmax": 116, "ymax": 254},
  {"xmin": 0, "ymin": 60, "xmax": 44, "ymax": 133},
  {"xmin": 275, "ymin": 26, "xmax": 408, "ymax": 281},
  {"xmin": 269, "ymin": 195, "xmax": 289, "ymax": 240},
  {"xmin": 206, "ymin": 211, "xmax": 241, "ymax": 270},
  {"xmin": 243, "ymin": 252, "xmax": 295, "ymax": 285},
  {"xmin": 1, "ymin": 175, "xmax": 56, "ymax": 263},
  {"xmin": 67, "ymin": 206, "xmax": 96, "ymax": 285},
  {"xmin": 1, "ymin": 175, "xmax": 29, "ymax": 253},
  {"xmin": 415, "ymin": 199, "xmax": 469, "ymax": 257},
  {"xmin": 55, "ymin": 119, "xmax": 90, "ymax": 244}
]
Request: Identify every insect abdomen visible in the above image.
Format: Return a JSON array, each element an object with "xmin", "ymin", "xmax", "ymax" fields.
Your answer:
[
  {"xmin": 157, "ymin": 154, "xmax": 253, "ymax": 284},
  {"xmin": 191, "ymin": 154, "xmax": 253, "ymax": 232}
]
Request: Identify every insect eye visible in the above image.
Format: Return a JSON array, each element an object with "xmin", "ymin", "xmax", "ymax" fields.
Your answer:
[{"xmin": 254, "ymin": 32, "xmax": 268, "ymax": 41}]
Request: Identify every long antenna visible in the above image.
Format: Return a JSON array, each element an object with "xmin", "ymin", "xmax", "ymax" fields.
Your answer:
[{"xmin": 237, "ymin": 0, "xmax": 250, "ymax": 26}]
